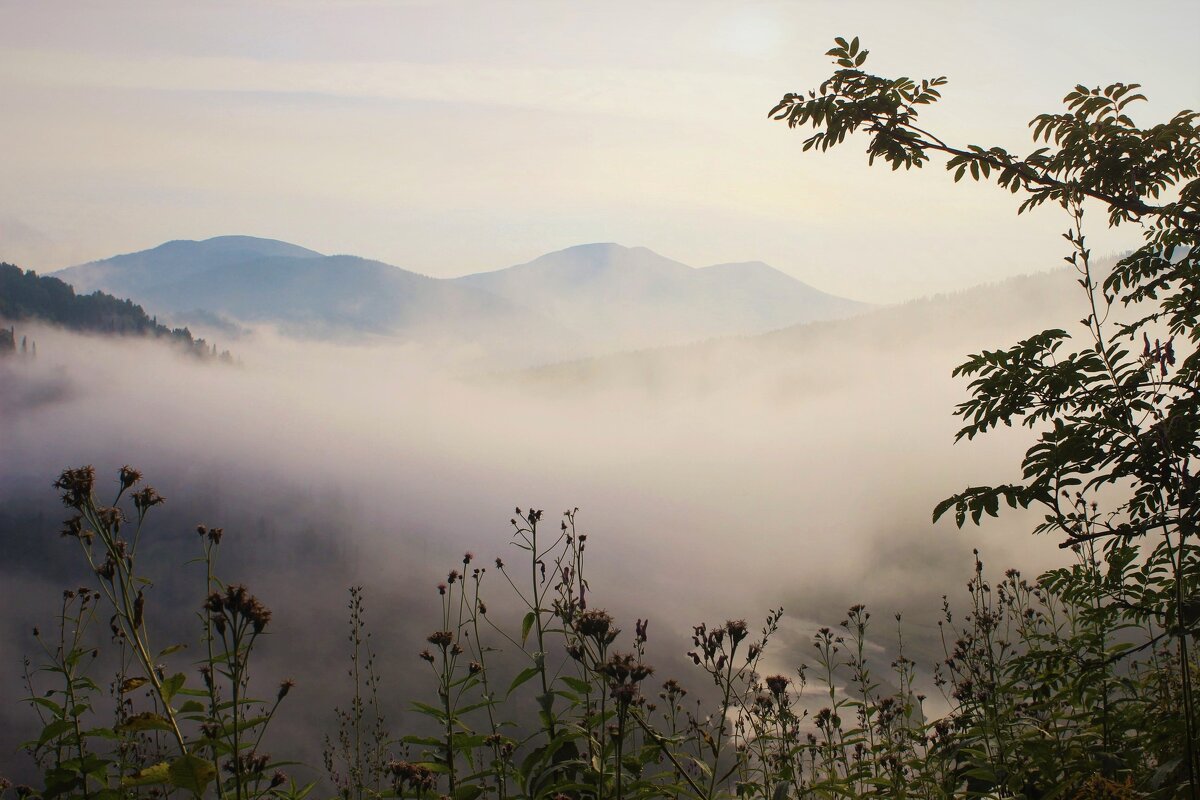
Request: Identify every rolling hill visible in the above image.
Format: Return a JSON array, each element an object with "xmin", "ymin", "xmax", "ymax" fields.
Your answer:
[
  {"xmin": 52, "ymin": 236, "xmax": 869, "ymax": 361},
  {"xmin": 454, "ymin": 243, "xmax": 867, "ymax": 351}
]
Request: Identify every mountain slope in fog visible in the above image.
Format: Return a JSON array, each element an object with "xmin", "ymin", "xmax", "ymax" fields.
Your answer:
[
  {"xmin": 55, "ymin": 237, "xmax": 569, "ymax": 351},
  {"xmin": 455, "ymin": 243, "xmax": 868, "ymax": 350},
  {"xmin": 55, "ymin": 236, "xmax": 322, "ymax": 298},
  {"xmin": 515, "ymin": 264, "xmax": 1082, "ymax": 399},
  {"xmin": 52, "ymin": 237, "xmax": 866, "ymax": 356}
]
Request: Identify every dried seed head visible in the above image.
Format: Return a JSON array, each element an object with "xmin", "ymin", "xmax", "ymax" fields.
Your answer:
[
  {"xmin": 54, "ymin": 466, "xmax": 95, "ymax": 508},
  {"xmin": 575, "ymin": 609, "xmax": 616, "ymax": 642},
  {"xmin": 132, "ymin": 486, "xmax": 165, "ymax": 513},
  {"xmin": 118, "ymin": 466, "xmax": 142, "ymax": 491},
  {"xmin": 60, "ymin": 515, "xmax": 83, "ymax": 539},
  {"xmin": 389, "ymin": 760, "xmax": 437, "ymax": 793},
  {"xmin": 96, "ymin": 556, "xmax": 116, "ymax": 581},
  {"xmin": 96, "ymin": 506, "xmax": 125, "ymax": 533},
  {"xmin": 206, "ymin": 585, "xmax": 272, "ymax": 633},
  {"xmin": 427, "ymin": 630, "xmax": 454, "ymax": 648}
]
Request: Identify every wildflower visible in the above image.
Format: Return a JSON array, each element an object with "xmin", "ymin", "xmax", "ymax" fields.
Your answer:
[
  {"xmin": 427, "ymin": 631, "xmax": 453, "ymax": 648},
  {"xmin": 601, "ymin": 651, "xmax": 655, "ymax": 706},
  {"xmin": 278, "ymin": 679, "xmax": 295, "ymax": 700},
  {"xmin": 96, "ymin": 506, "xmax": 124, "ymax": 533},
  {"xmin": 132, "ymin": 486, "xmax": 165, "ymax": 513},
  {"xmin": 765, "ymin": 674, "xmax": 789, "ymax": 696},
  {"xmin": 54, "ymin": 466, "xmax": 95, "ymax": 508},
  {"xmin": 575, "ymin": 609, "xmax": 617, "ymax": 643},
  {"xmin": 118, "ymin": 466, "xmax": 142, "ymax": 490},
  {"xmin": 389, "ymin": 760, "xmax": 437, "ymax": 793},
  {"xmin": 205, "ymin": 584, "xmax": 272, "ymax": 634},
  {"xmin": 95, "ymin": 556, "xmax": 116, "ymax": 581},
  {"xmin": 59, "ymin": 515, "xmax": 84, "ymax": 539},
  {"xmin": 419, "ymin": 650, "xmax": 435, "ymax": 663},
  {"xmin": 197, "ymin": 524, "xmax": 224, "ymax": 544}
]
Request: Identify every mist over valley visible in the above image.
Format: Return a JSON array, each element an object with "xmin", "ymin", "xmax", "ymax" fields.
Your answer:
[
  {"xmin": 4, "ymin": 5, "xmax": 1191, "ymax": 792},
  {"xmin": 0, "ymin": 241, "xmax": 1076, "ymax": 778}
]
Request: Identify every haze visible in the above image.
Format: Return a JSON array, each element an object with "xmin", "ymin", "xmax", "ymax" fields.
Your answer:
[
  {"xmin": 0, "ymin": 263, "xmax": 1082, "ymax": 774},
  {"xmin": 1, "ymin": 0, "xmax": 1191, "ymax": 784},
  {"xmin": 2, "ymin": 0, "xmax": 1196, "ymax": 301}
]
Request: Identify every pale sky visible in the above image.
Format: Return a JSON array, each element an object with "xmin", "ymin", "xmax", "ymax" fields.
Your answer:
[{"xmin": 0, "ymin": 0, "xmax": 1196, "ymax": 303}]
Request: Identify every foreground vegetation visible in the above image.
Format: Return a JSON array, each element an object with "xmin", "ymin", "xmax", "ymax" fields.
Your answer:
[{"xmin": 5, "ymin": 38, "xmax": 1199, "ymax": 799}]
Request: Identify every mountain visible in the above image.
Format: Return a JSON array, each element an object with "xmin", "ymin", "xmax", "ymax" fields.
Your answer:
[
  {"xmin": 454, "ymin": 243, "xmax": 867, "ymax": 351},
  {"xmin": 51, "ymin": 236, "xmax": 867, "ymax": 360},
  {"xmin": 54, "ymin": 237, "xmax": 567, "ymax": 352},
  {"xmin": 55, "ymin": 236, "xmax": 322, "ymax": 299},
  {"xmin": 512, "ymin": 263, "xmax": 1083, "ymax": 399}
]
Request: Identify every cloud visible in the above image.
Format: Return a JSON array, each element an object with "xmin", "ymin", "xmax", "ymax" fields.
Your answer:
[{"xmin": 0, "ymin": 47, "xmax": 764, "ymax": 123}]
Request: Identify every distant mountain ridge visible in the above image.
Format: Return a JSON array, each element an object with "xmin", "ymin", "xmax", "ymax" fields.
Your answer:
[
  {"xmin": 457, "ymin": 243, "xmax": 865, "ymax": 351},
  {"xmin": 57, "ymin": 236, "xmax": 323, "ymax": 298},
  {"xmin": 51, "ymin": 236, "xmax": 869, "ymax": 361}
]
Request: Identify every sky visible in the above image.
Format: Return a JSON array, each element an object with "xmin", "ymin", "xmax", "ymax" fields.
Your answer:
[{"xmin": 0, "ymin": 0, "xmax": 1196, "ymax": 303}]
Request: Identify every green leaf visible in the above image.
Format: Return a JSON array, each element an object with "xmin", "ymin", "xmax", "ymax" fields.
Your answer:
[
  {"xmin": 161, "ymin": 672, "xmax": 186, "ymax": 701},
  {"xmin": 521, "ymin": 611, "xmax": 536, "ymax": 645},
  {"xmin": 35, "ymin": 719, "xmax": 74, "ymax": 746},
  {"xmin": 453, "ymin": 786, "xmax": 484, "ymax": 800},
  {"xmin": 168, "ymin": 754, "xmax": 217, "ymax": 793},
  {"xmin": 118, "ymin": 712, "xmax": 173, "ymax": 733},
  {"xmin": 120, "ymin": 762, "xmax": 171, "ymax": 788},
  {"xmin": 119, "ymin": 677, "xmax": 148, "ymax": 694},
  {"xmin": 507, "ymin": 666, "xmax": 540, "ymax": 697},
  {"xmin": 561, "ymin": 675, "xmax": 593, "ymax": 694}
]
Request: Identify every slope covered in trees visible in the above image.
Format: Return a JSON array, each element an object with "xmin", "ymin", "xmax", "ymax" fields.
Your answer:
[{"xmin": 0, "ymin": 262, "xmax": 229, "ymax": 360}]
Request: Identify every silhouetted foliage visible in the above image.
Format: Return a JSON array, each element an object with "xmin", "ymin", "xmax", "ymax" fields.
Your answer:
[
  {"xmin": 774, "ymin": 34, "xmax": 1200, "ymax": 798},
  {"xmin": 0, "ymin": 262, "xmax": 230, "ymax": 360}
]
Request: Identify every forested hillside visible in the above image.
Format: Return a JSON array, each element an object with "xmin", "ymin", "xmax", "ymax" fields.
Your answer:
[{"xmin": 0, "ymin": 262, "xmax": 230, "ymax": 360}]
